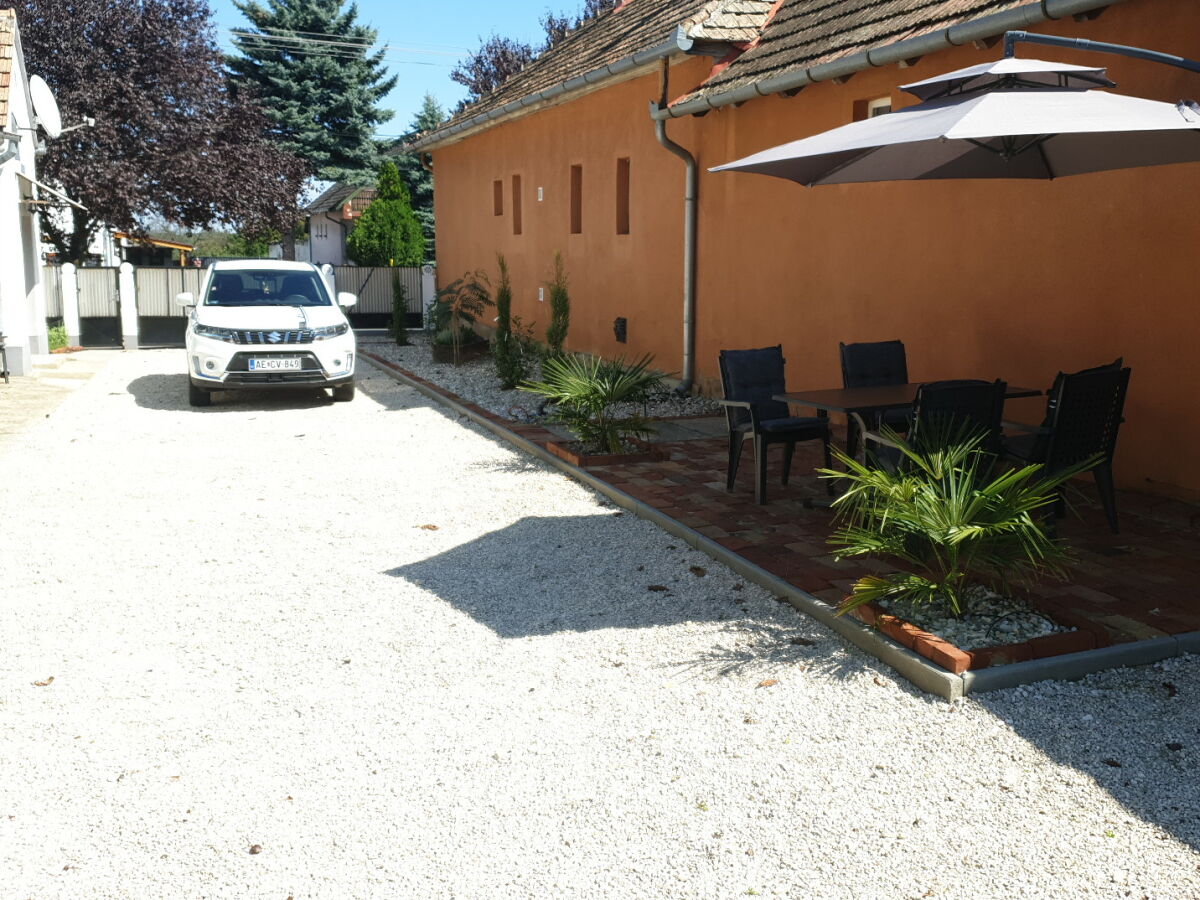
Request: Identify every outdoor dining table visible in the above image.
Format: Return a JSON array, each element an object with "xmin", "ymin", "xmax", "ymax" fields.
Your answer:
[{"xmin": 772, "ymin": 382, "xmax": 1043, "ymax": 499}]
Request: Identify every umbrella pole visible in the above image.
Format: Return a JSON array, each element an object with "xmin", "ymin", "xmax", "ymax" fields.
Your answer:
[{"xmin": 1003, "ymin": 30, "xmax": 1200, "ymax": 74}]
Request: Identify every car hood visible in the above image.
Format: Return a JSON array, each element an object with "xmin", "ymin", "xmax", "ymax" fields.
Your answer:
[{"xmin": 195, "ymin": 305, "xmax": 348, "ymax": 330}]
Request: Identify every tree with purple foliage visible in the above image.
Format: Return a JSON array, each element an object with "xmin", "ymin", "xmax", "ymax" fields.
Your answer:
[
  {"xmin": 13, "ymin": 0, "xmax": 308, "ymax": 264},
  {"xmin": 450, "ymin": 34, "xmax": 537, "ymax": 109},
  {"xmin": 453, "ymin": 0, "xmax": 619, "ymax": 109}
]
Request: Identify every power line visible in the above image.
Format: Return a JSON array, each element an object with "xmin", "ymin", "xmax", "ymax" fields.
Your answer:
[
  {"xmin": 228, "ymin": 28, "xmax": 468, "ymax": 57},
  {"xmin": 222, "ymin": 37, "xmax": 454, "ymax": 67}
]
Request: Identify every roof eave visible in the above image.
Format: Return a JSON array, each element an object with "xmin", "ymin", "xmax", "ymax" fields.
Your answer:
[
  {"xmin": 653, "ymin": 0, "xmax": 1123, "ymax": 119},
  {"xmin": 410, "ymin": 24, "xmax": 713, "ymax": 154}
]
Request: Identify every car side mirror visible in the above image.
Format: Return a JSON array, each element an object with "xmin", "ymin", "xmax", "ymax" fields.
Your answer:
[
  {"xmin": 337, "ymin": 291, "xmax": 357, "ymax": 308},
  {"xmin": 175, "ymin": 291, "xmax": 195, "ymax": 308}
]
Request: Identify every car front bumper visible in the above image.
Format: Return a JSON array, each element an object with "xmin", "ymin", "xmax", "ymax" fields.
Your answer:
[{"xmin": 187, "ymin": 333, "xmax": 355, "ymax": 389}]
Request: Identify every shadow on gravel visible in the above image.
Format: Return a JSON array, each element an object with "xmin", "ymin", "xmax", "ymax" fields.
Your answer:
[
  {"xmin": 387, "ymin": 514, "xmax": 830, "ymax": 642},
  {"xmin": 127, "ymin": 373, "xmax": 334, "ymax": 412},
  {"xmin": 668, "ymin": 620, "xmax": 864, "ymax": 682},
  {"xmin": 971, "ymin": 673, "xmax": 1200, "ymax": 854}
]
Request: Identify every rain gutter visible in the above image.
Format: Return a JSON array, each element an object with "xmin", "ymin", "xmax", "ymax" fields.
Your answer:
[
  {"xmin": 0, "ymin": 130, "xmax": 20, "ymax": 166},
  {"xmin": 651, "ymin": 0, "xmax": 1126, "ymax": 119},
  {"xmin": 410, "ymin": 25, "xmax": 698, "ymax": 152}
]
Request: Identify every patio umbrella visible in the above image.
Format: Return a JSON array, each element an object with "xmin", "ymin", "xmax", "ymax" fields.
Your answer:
[{"xmin": 710, "ymin": 57, "xmax": 1200, "ymax": 184}]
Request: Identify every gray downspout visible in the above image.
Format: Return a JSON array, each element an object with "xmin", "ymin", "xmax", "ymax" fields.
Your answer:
[{"xmin": 653, "ymin": 62, "xmax": 697, "ymax": 394}]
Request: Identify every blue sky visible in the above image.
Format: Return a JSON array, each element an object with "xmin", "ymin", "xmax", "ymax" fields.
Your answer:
[{"xmin": 211, "ymin": 0, "xmax": 565, "ymax": 135}]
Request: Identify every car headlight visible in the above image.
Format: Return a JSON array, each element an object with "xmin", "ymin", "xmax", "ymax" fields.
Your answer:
[
  {"xmin": 312, "ymin": 323, "xmax": 350, "ymax": 340},
  {"xmin": 194, "ymin": 323, "xmax": 238, "ymax": 342}
]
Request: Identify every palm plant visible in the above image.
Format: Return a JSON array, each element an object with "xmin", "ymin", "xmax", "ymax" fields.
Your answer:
[
  {"xmin": 433, "ymin": 270, "xmax": 493, "ymax": 364},
  {"xmin": 520, "ymin": 354, "xmax": 663, "ymax": 454},
  {"xmin": 819, "ymin": 428, "xmax": 1096, "ymax": 616}
]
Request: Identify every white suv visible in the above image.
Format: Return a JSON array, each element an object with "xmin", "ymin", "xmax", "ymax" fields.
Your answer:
[{"xmin": 179, "ymin": 261, "xmax": 357, "ymax": 407}]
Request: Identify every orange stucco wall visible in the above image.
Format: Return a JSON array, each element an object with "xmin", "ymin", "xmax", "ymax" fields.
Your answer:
[{"xmin": 431, "ymin": 0, "xmax": 1200, "ymax": 500}]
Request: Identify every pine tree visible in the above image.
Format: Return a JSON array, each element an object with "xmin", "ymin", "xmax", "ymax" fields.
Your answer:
[
  {"xmin": 228, "ymin": 0, "xmax": 396, "ymax": 184},
  {"xmin": 345, "ymin": 161, "xmax": 425, "ymax": 267},
  {"xmin": 390, "ymin": 94, "xmax": 445, "ymax": 259}
]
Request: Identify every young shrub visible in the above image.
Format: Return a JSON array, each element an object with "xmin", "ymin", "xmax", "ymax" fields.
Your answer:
[
  {"xmin": 390, "ymin": 273, "xmax": 410, "ymax": 345},
  {"xmin": 544, "ymin": 252, "xmax": 570, "ymax": 359},
  {"xmin": 434, "ymin": 270, "xmax": 493, "ymax": 365},
  {"xmin": 520, "ymin": 354, "xmax": 663, "ymax": 454},
  {"xmin": 820, "ymin": 428, "xmax": 1096, "ymax": 617},
  {"xmin": 491, "ymin": 254, "xmax": 524, "ymax": 389}
]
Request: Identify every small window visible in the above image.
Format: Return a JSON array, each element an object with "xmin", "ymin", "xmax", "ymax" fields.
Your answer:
[
  {"xmin": 511, "ymin": 174, "xmax": 523, "ymax": 236},
  {"xmin": 615, "ymin": 157, "xmax": 630, "ymax": 235},
  {"xmin": 570, "ymin": 165, "xmax": 583, "ymax": 234},
  {"xmin": 867, "ymin": 97, "xmax": 892, "ymax": 118},
  {"xmin": 493, "ymin": 180, "xmax": 503, "ymax": 216}
]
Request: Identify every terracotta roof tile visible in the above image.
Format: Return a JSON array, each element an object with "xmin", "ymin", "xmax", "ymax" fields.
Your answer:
[
  {"xmin": 0, "ymin": 9, "xmax": 16, "ymax": 128},
  {"xmin": 418, "ymin": 0, "xmax": 709, "ymax": 146},
  {"xmin": 677, "ymin": 0, "xmax": 1027, "ymax": 103},
  {"xmin": 688, "ymin": 0, "xmax": 778, "ymax": 42}
]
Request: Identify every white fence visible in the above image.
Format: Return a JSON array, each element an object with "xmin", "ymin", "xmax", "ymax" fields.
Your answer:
[
  {"xmin": 43, "ymin": 263, "xmax": 433, "ymax": 348},
  {"xmin": 331, "ymin": 266, "xmax": 423, "ymax": 315},
  {"xmin": 133, "ymin": 267, "xmax": 204, "ymax": 317}
]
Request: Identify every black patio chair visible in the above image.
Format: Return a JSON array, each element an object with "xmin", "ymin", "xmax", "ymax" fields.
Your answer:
[
  {"xmin": 1004, "ymin": 361, "xmax": 1130, "ymax": 533},
  {"xmin": 718, "ymin": 346, "xmax": 831, "ymax": 505},
  {"xmin": 840, "ymin": 339, "xmax": 911, "ymax": 451},
  {"xmin": 855, "ymin": 379, "xmax": 1007, "ymax": 469}
]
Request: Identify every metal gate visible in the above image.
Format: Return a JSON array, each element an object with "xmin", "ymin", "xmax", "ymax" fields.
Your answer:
[
  {"xmin": 76, "ymin": 267, "xmax": 121, "ymax": 347},
  {"xmin": 43, "ymin": 265, "xmax": 62, "ymax": 318},
  {"xmin": 134, "ymin": 267, "xmax": 203, "ymax": 347}
]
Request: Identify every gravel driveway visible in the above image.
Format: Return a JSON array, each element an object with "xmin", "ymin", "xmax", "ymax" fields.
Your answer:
[{"xmin": 2, "ymin": 349, "xmax": 1198, "ymax": 899}]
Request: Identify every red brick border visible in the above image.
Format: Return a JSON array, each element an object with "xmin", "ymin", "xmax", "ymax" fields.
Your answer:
[{"xmin": 849, "ymin": 597, "xmax": 1104, "ymax": 674}]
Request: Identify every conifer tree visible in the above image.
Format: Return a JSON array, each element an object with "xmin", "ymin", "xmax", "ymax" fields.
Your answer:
[
  {"xmin": 391, "ymin": 94, "xmax": 446, "ymax": 257},
  {"xmin": 228, "ymin": 0, "xmax": 396, "ymax": 184},
  {"xmin": 345, "ymin": 161, "xmax": 424, "ymax": 267}
]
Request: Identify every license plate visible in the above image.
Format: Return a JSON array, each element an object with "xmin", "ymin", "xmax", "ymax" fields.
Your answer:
[{"xmin": 248, "ymin": 357, "xmax": 302, "ymax": 371}]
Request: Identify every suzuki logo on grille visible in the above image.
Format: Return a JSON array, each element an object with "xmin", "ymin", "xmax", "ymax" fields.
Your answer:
[{"xmin": 267, "ymin": 331, "xmax": 284, "ymax": 344}]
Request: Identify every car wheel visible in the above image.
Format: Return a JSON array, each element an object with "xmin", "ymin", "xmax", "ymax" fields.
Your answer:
[
  {"xmin": 188, "ymin": 380, "xmax": 212, "ymax": 407},
  {"xmin": 332, "ymin": 381, "xmax": 355, "ymax": 402}
]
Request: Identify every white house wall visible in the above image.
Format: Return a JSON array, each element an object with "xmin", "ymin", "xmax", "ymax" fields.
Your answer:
[
  {"xmin": 0, "ymin": 24, "xmax": 48, "ymax": 376},
  {"xmin": 309, "ymin": 213, "xmax": 347, "ymax": 265}
]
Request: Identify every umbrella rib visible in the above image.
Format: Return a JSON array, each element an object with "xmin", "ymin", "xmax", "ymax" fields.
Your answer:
[
  {"xmin": 812, "ymin": 147, "xmax": 895, "ymax": 185},
  {"xmin": 1035, "ymin": 138, "xmax": 1056, "ymax": 179}
]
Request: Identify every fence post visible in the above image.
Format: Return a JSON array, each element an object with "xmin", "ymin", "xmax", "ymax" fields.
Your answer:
[
  {"xmin": 118, "ymin": 262, "xmax": 138, "ymax": 350},
  {"xmin": 421, "ymin": 264, "xmax": 436, "ymax": 329},
  {"xmin": 61, "ymin": 262, "xmax": 81, "ymax": 347}
]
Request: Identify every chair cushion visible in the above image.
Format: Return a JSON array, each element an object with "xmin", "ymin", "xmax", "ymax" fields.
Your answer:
[
  {"xmin": 758, "ymin": 416, "xmax": 829, "ymax": 435},
  {"xmin": 840, "ymin": 340, "xmax": 908, "ymax": 388},
  {"xmin": 1004, "ymin": 432, "xmax": 1046, "ymax": 463},
  {"xmin": 719, "ymin": 346, "xmax": 790, "ymax": 421}
]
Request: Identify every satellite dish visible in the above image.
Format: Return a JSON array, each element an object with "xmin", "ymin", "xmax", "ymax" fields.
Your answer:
[{"xmin": 29, "ymin": 76, "xmax": 62, "ymax": 139}]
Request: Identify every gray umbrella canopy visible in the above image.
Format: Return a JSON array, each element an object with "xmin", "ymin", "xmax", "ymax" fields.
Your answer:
[{"xmin": 710, "ymin": 58, "xmax": 1200, "ymax": 184}]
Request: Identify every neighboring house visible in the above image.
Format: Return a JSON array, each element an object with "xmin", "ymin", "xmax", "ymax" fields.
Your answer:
[
  {"xmin": 113, "ymin": 232, "xmax": 194, "ymax": 267},
  {"xmin": 303, "ymin": 182, "xmax": 378, "ymax": 265},
  {"xmin": 411, "ymin": 0, "xmax": 1200, "ymax": 501},
  {"xmin": 0, "ymin": 9, "xmax": 71, "ymax": 375}
]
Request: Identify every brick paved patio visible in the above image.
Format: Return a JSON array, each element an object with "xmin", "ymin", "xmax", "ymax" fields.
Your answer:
[{"xmin": 367, "ymin": 353, "xmax": 1200, "ymax": 659}]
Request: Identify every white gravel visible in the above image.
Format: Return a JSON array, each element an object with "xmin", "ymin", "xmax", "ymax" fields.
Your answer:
[
  {"xmin": 2, "ymin": 349, "xmax": 1199, "ymax": 899},
  {"xmin": 363, "ymin": 332, "xmax": 721, "ymax": 422}
]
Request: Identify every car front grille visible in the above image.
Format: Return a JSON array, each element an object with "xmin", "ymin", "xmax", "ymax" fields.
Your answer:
[{"xmin": 234, "ymin": 330, "xmax": 315, "ymax": 345}]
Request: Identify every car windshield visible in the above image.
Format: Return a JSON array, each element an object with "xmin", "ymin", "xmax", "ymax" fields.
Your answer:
[{"xmin": 203, "ymin": 270, "xmax": 332, "ymax": 307}]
